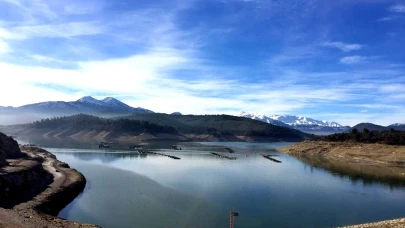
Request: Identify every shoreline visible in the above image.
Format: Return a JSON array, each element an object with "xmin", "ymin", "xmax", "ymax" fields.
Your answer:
[
  {"xmin": 278, "ymin": 141, "xmax": 405, "ymax": 169},
  {"xmin": 0, "ymin": 146, "xmax": 99, "ymax": 228},
  {"xmin": 337, "ymin": 218, "xmax": 405, "ymax": 228},
  {"xmin": 278, "ymin": 140, "xmax": 405, "ymax": 227}
]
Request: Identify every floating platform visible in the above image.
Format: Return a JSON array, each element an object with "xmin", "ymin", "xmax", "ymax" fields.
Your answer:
[
  {"xmin": 261, "ymin": 154, "xmax": 282, "ymax": 163},
  {"xmin": 138, "ymin": 150, "xmax": 181, "ymax": 160},
  {"xmin": 211, "ymin": 152, "xmax": 237, "ymax": 160}
]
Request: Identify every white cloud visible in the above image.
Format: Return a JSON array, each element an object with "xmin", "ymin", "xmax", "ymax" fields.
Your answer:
[
  {"xmin": 322, "ymin": 41, "xmax": 362, "ymax": 52},
  {"xmin": 389, "ymin": 4, "xmax": 405, "ymax": 13},
  {"xmin": 0, "ymin": 55, "xmax": 404, "ymax": 126},
  {"xmin": 0, "ymin": 28, "xmax": 20, "ymax": 39},
  {"xmin": 0, "ymin": 39, "xmax": 11, "ymax": 53},
  {"xmin": 339, "ymin": 55, "xmax": 370, "ymax": 64},
  {"xmin": 29, "ymin": 54, "xmax": 71, "ymax": 64},
  {"xmin": 0, "ymin": 51, "xmax": 355, "ymax": 116}
]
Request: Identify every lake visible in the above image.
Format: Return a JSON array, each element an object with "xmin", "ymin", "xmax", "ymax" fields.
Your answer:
[{"xmin": 45, "ymin": 142, "xmax": 405, "ymax": 228}]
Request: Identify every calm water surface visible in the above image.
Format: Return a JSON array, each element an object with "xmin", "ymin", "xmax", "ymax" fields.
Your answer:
[{"xmin": 45, "ymin": 142, "xmax": 405, "ymax": 228}]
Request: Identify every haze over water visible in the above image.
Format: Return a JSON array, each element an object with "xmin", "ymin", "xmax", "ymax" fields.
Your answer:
[{"xmin": 47, "ymin": 142, "xmax": 405, "ymax": 228}]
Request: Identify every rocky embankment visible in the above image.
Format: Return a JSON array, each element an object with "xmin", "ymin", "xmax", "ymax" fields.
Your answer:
[{"xmin": 0, "ymin": 133, "xmax": 99, "ymax": 228}]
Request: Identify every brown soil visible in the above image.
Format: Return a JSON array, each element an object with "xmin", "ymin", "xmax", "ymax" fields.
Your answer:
[{"xmin": 278, "ymin": 141, "xmax": 405, "ymax": 168}]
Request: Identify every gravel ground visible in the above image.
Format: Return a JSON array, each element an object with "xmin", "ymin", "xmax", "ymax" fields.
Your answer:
[{"xmin": 338, "ymin": 218, "xmax": 405, "ymax": 228}]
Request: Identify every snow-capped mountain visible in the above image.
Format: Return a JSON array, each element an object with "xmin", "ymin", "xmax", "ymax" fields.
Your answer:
[
  {"xmin": 101, "ymin": 97, "xmax": 130, "ymax": 108},
  {"xmin": 25, "ymin": 96, "xmax": 152, "ymax": 113},
  {"xmin": 239, "ymin": 112, "xmax": 350, "ymax": 135},
  {"xmin": 238, "ymin": 112, "xmax": 289, "ymax": 127},
  {"xmin": 0, "ymin": 96, "xmax": 153, "ymax": 125},
  {"xmin": 77, "ymin": 96, "xmax": 107, "ymax": 106},
  {"xmin": 267, "ymin": 115, "xmax": 343, "ymax": 127}
]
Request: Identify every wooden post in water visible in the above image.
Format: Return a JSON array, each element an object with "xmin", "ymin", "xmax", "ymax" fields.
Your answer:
[{"xmin": 230, "ymin": 211, "xmax": 239, "ymax": 228}]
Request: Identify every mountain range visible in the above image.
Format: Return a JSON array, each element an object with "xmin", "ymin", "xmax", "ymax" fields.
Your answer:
[
  {"xmin": 1, "ymin": 114, "xmax": 311, "ymax": 144},
  {"xmin": 239, "ymin": 112, "xmax": 405, "ymax": 135},
  {"xmin": 239, "ymin": 112, "xmax": 351, "ymax": 135},
  {"xmin": 1, "ymin": 97, "xmax": 404, "ymax": 135},
  {"xmin": 0, "ymin": 96, "xmax": 153, "ymax": 125}
]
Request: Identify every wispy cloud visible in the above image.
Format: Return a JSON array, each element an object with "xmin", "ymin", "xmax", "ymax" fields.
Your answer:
[
  {"xmin": 389, "ymin": 4, "xmax": 405, "ymax": 13},
  {"xmin": 340, "ymin": 55, "xmax": 372, "ymax": 64},
  {"xmin": 378, "ymin": 4, "xmax": 405, "ymax": 22},
  {"xmin": 269, "ymin": 45, "xmax": 319, "ymax": 65},
  {"xmin": 376, "ymin": 16, "xmax": 394, "ymax": 22},
  {"xmin": 0, "ymin": 0, "xmax": 21, "ymax": 6},
  {"xmin": 322, "ymin": 41, "xmax": 362, "ymax": 52},
  {"xmin": 6, "ymin": 22, "xmax": 104, "ymax": 39}
]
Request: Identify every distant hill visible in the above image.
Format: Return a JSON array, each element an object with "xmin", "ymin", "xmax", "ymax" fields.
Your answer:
[
  {"xmin": 239, "ymin": 112, "xmax": 350, "ymax": 135},
  {"xmin": 30, "ymin": 114, "xmax": 176, "ymax": 134},
  {"xmin": 115, "ymin": 113, "xmax": 312, "ymax": 142},
  {"xmin": 3, "ymin": 114, "xmax": 182, "ymax": 144},
  {"xmin": 3, "ymin": 114, "xmax": 312, "ymax": 144},
  {"xmin": 352, "ymin": 123, "xmax": 388, "ymax": 132},
  {"xmin": 170, "ymin": 112, "xmax": 182, "ymax": 115},
  {"xmin": 315, "ymin": 128, "xmax": 405, "ymax": 145},
  {"xmin": 0, "ymin": 96, "xmax": 153, "ymax": 125},
  {"xmin": 389, "ymin": 123, "xmax": 405, "ymax": 131}
]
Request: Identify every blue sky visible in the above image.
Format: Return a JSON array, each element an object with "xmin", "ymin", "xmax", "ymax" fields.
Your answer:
[{"xmin": 0, "ymin": 0, "xmax": 404, "ymax": 126}]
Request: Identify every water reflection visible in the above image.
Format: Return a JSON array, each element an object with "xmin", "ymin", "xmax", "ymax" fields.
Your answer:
[
  {"xmin": 298, "ymin": 155, "xmax": 405, "ymax": 188},
  {"xmin": 49, "ymin": 143, "xmax": 405, "ymax": 228},
  {"xmin": 54, "ymin": 152, "xmax": 149, "ymax": 163}
]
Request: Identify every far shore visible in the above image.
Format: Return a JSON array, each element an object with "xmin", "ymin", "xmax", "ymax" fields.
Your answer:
[
  {"xmin": 278, "ymin": 140, "xmax": 405, "ymax": 227},
  {"xmin": 278, "ymin": 140, "xmax": 405, "ymax": 169}
]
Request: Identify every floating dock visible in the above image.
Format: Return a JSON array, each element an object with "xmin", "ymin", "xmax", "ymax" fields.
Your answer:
[
  {"xmin": 211, "ymin": 152, "xmax": 237, "ymax": 160},
  {"xmin": 138, "ymin": 150, "xmax": 181, "ymax": 160},
  {"xmin": 261, "ymin": 154, "xmax": 282, "ymax": 163}
]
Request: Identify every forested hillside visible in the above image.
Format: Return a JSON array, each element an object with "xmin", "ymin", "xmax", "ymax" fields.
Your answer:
[
  {"xmin": 31, "ymin": 114, "xmax": 177, "ymax": 134},
  {"xmin": 3, "ymin": 114, "xmax": 312, "ymax": 143},
  {"xmin": 316, "ymin": 128, "xmax": 405, "ymax": 145},
  {"xmin": 119, "ymin": 113, "xmax": 311, "ymax": 140}
]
